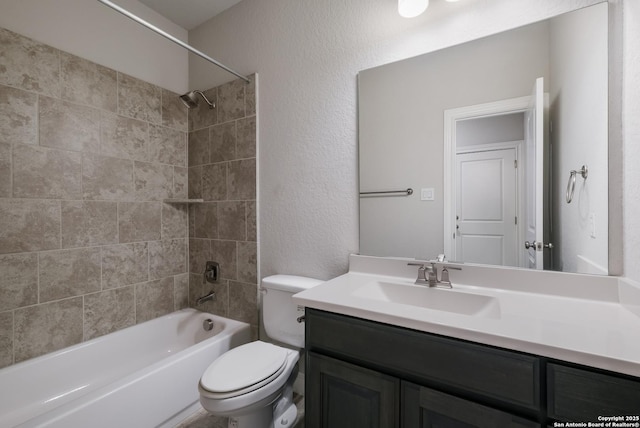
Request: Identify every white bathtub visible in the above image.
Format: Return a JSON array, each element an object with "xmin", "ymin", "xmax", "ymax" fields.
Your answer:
[{"xmin": 0, "ymin": 308, "xmax": 251, "ymax": 428}]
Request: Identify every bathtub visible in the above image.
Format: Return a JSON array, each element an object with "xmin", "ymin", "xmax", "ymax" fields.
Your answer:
[{"xmin": 0, "ymin": 308, "xmax": 251, "ymax": 428}]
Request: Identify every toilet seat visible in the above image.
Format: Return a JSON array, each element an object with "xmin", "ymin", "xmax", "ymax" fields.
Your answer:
[{"xmin": 200, "ymin": 341, "xmax": 289, "ymax": 399}]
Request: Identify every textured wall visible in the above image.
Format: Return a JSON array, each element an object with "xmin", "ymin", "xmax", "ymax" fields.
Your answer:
[
  {"xmin": 0, "ymin": 28, "xmax": 189, "ymax": 368},
  {"xmin": 189, "ymin": 0, "xmax": 611, "ymax": 282},
  {"xmin": 186, "ymin": 77, "xmax": 258, "ymax": 338}
]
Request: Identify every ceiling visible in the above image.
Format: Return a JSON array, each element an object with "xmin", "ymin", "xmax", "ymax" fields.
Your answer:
[{"xmin": 138, "ymin": 0, "xmax": 243, "ymax": 30}]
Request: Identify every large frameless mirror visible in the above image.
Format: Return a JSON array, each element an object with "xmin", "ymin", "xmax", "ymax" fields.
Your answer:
[{"xmin": 358, "ymin": 2, "xmax": 618, "ymax": 275}]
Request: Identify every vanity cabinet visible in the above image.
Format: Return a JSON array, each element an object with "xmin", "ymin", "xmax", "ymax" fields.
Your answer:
[{"xmin": 305, "ymin": 309, "xmax": 640, "ymax": 427}]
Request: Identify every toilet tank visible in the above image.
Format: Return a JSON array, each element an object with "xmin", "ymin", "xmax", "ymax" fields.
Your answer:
[{"xmin": 262, "ymin": 275, "xmax": 323, "ymax": 348}]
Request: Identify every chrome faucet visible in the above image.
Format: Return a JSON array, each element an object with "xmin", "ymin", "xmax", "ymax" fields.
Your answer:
[
  {"xmin": 408, "ymin": 260, "xmax": 461, "ymax": 288},
  {"xmin": 196, "ymin": 291, "xmax": 215, "ymax": 305},
  {"xmin": 429, "ymin": 263, "xmax": 444, "ymax": 287}
]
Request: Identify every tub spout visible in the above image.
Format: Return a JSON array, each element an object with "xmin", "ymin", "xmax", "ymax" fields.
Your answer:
[{"xmin": 196, "ymin": 291, "xmax": 215, "ymax": 305}]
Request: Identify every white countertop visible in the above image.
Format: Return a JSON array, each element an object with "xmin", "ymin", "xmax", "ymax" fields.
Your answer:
[{"xmin": 293, "ymin": 255, "xmax": 640, "ymax": 378}]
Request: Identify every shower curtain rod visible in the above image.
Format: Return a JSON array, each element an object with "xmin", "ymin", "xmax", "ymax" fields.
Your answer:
[{"xmin": 96, "ymin": 0, "xmax": 250, "ymax": 83}]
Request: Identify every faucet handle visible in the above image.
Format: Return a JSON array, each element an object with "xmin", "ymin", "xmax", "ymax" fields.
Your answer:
[
  {"xmin": 439, "ymin": 265, "xmax": 462, "ymax": 288},
  {"xmin": 407, "ymin": 262, "xmax": 429, "ymax": 285},
  {"xmin": 203, "ymin": 261, "xmax": 220, "ymax": 284},
  {"xmin": 417, "ymin": 265, "xmax": 428, "ymax": 284},
  {"xmin": 440, "ymin": 267, "xmax": 452, "ymax": 284}
]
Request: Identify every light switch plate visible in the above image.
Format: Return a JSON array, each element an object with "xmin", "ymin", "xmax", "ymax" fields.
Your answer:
[{"xmin": 421, "ymin": 188, "xmax": 435, "ymax": 201}]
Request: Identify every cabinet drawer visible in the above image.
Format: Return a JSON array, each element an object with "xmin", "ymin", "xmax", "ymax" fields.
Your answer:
[
  {"xmin": 547, "ymin": 364, "xmax": 640, "ymax": 421},
  {"xmin": 306, "ymin": 309, "xmax": 540, "ymax": 412},
  {"xmin": 402, "ymin": 381, "xmax": 540, "ymax": 428}
]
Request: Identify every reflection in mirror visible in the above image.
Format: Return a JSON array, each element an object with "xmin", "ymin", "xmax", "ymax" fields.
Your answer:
[{"xmin": 358, "ymin": 3, "xmax": 608, "ymax": 275}]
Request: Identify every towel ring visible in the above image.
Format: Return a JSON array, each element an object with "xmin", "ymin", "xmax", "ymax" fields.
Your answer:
[{"xmin": 566, "ymin": 165, "xmax": 588, "ymax": 204}]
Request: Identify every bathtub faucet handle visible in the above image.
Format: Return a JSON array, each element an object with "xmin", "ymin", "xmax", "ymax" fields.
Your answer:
[{"xmin": 203, "ymin": 261, "xmax": 220, "ymax": 284}]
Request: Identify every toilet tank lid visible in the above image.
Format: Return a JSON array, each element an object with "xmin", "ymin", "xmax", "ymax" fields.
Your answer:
[{"xmin": 261, "ymin": 274, "xmax": 324, "ymax": 293}]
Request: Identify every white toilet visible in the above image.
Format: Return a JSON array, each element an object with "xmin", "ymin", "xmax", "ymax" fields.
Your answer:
[{"xmin": 198, "ymin": 275, "xmax": 323, "ymax": 428}]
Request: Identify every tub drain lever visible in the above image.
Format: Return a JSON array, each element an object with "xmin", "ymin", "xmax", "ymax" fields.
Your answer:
[{"xmin": 203, "ymin": 319, "xmax": 214, "ymax": 331}]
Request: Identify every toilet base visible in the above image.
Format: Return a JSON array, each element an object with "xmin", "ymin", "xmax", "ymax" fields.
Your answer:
[
  {"xmin": 272, "ymin": 402, "xmax": 298, "ymax": 428},
  {"xmin": 227, "ymin": 405, "xmax": 271, "ymax": 428},
  {"xmin": 225, "ymin": 400, "xmax": 296, "ymax": 428}
]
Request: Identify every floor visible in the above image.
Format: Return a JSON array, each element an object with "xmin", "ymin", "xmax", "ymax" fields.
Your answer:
[{"xmin": 175, "ymin": 394, "xmax": 305, "ymax": 428}]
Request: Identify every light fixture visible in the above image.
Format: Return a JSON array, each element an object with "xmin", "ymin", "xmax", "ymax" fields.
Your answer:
[{"xmin": 398, "ymin": 0, "xmax": 429, "ymax": 18}]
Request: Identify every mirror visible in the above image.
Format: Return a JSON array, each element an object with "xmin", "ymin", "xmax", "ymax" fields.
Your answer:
[{"xmin": 358, "ymin": 3, "xmax": 611, "ymax": 275}]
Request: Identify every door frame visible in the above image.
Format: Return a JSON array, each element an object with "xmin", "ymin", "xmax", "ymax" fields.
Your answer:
[{"xmin": 443, "ymin": 96, "xmax": 531, "ymax": 263}]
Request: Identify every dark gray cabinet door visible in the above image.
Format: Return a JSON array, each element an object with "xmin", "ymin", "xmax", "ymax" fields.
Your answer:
[
  {"xmin": 307, "ymin": 352, "xmax": 400, "ymax": 428},
  {"xmin": 547, "ymin": 364, "xmax": 640, "ymax": 421},
  {"xmin": 402, "ymin": 382, "xmax": 540, "ymax": 428}
]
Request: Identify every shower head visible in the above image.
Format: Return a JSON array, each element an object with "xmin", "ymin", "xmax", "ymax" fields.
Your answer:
[{"xmin": 179, "ymin": 90, "xmax": 215, "ymax": 109}]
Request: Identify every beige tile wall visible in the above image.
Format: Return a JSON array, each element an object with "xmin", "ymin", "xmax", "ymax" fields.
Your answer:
[
  {"xmin": 0, "ymin": 27, "xmax": 190, "ymax": 367},
  {"xmin": 187, "ymin": 77, "xmax": 258, "ymax": 339}
]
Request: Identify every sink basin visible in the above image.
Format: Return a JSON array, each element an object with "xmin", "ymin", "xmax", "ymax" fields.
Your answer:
[{"xmin": 352, "ymin": 281, "xmax": 501, "ymax": 318}]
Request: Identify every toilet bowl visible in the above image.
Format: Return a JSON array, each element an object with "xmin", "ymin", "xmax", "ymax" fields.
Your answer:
[
  {"xmin": 199, "ymin": 341, "xmax": 299, "ymax": 425},
  {"xmin": 198, "ymin": 275, "xmax": 323, "ymax": 428}
]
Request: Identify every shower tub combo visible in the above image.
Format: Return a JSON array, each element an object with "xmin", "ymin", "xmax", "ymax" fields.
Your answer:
[{"xmin": 0, "ymin": 308, "xmax": 250, "ymax": 428}]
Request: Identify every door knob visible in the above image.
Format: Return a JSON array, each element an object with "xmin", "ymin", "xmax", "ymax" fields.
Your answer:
[{"xmin": 524, "ymin": 241, "xmax": 554, "ymax": 250}]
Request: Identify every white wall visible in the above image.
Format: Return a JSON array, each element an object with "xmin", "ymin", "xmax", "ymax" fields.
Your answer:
[
  {"xmin": 0, "ymin": 0, "xmax": 189, "ymax": 93},
  {"xmin": 624, "ymin": 0, "xmax": 640, "ymax": 282},
  {"xmin": 549, "ymin": 4, "xmax": 608, "ymax": 274},
  {"xmin": 190, "ymin": 0, "xmax": 617, "ymax": 281}
]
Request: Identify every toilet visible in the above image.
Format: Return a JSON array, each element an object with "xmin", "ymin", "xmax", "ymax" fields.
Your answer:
[{"xmin": 198, "ymin": 275, "xmax": 323, "ymax": 428}]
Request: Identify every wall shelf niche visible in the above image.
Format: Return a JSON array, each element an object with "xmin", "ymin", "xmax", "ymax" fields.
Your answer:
[{"xmin": 163, "ymin": 199, "xmax": 204, "ymax": 204}]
